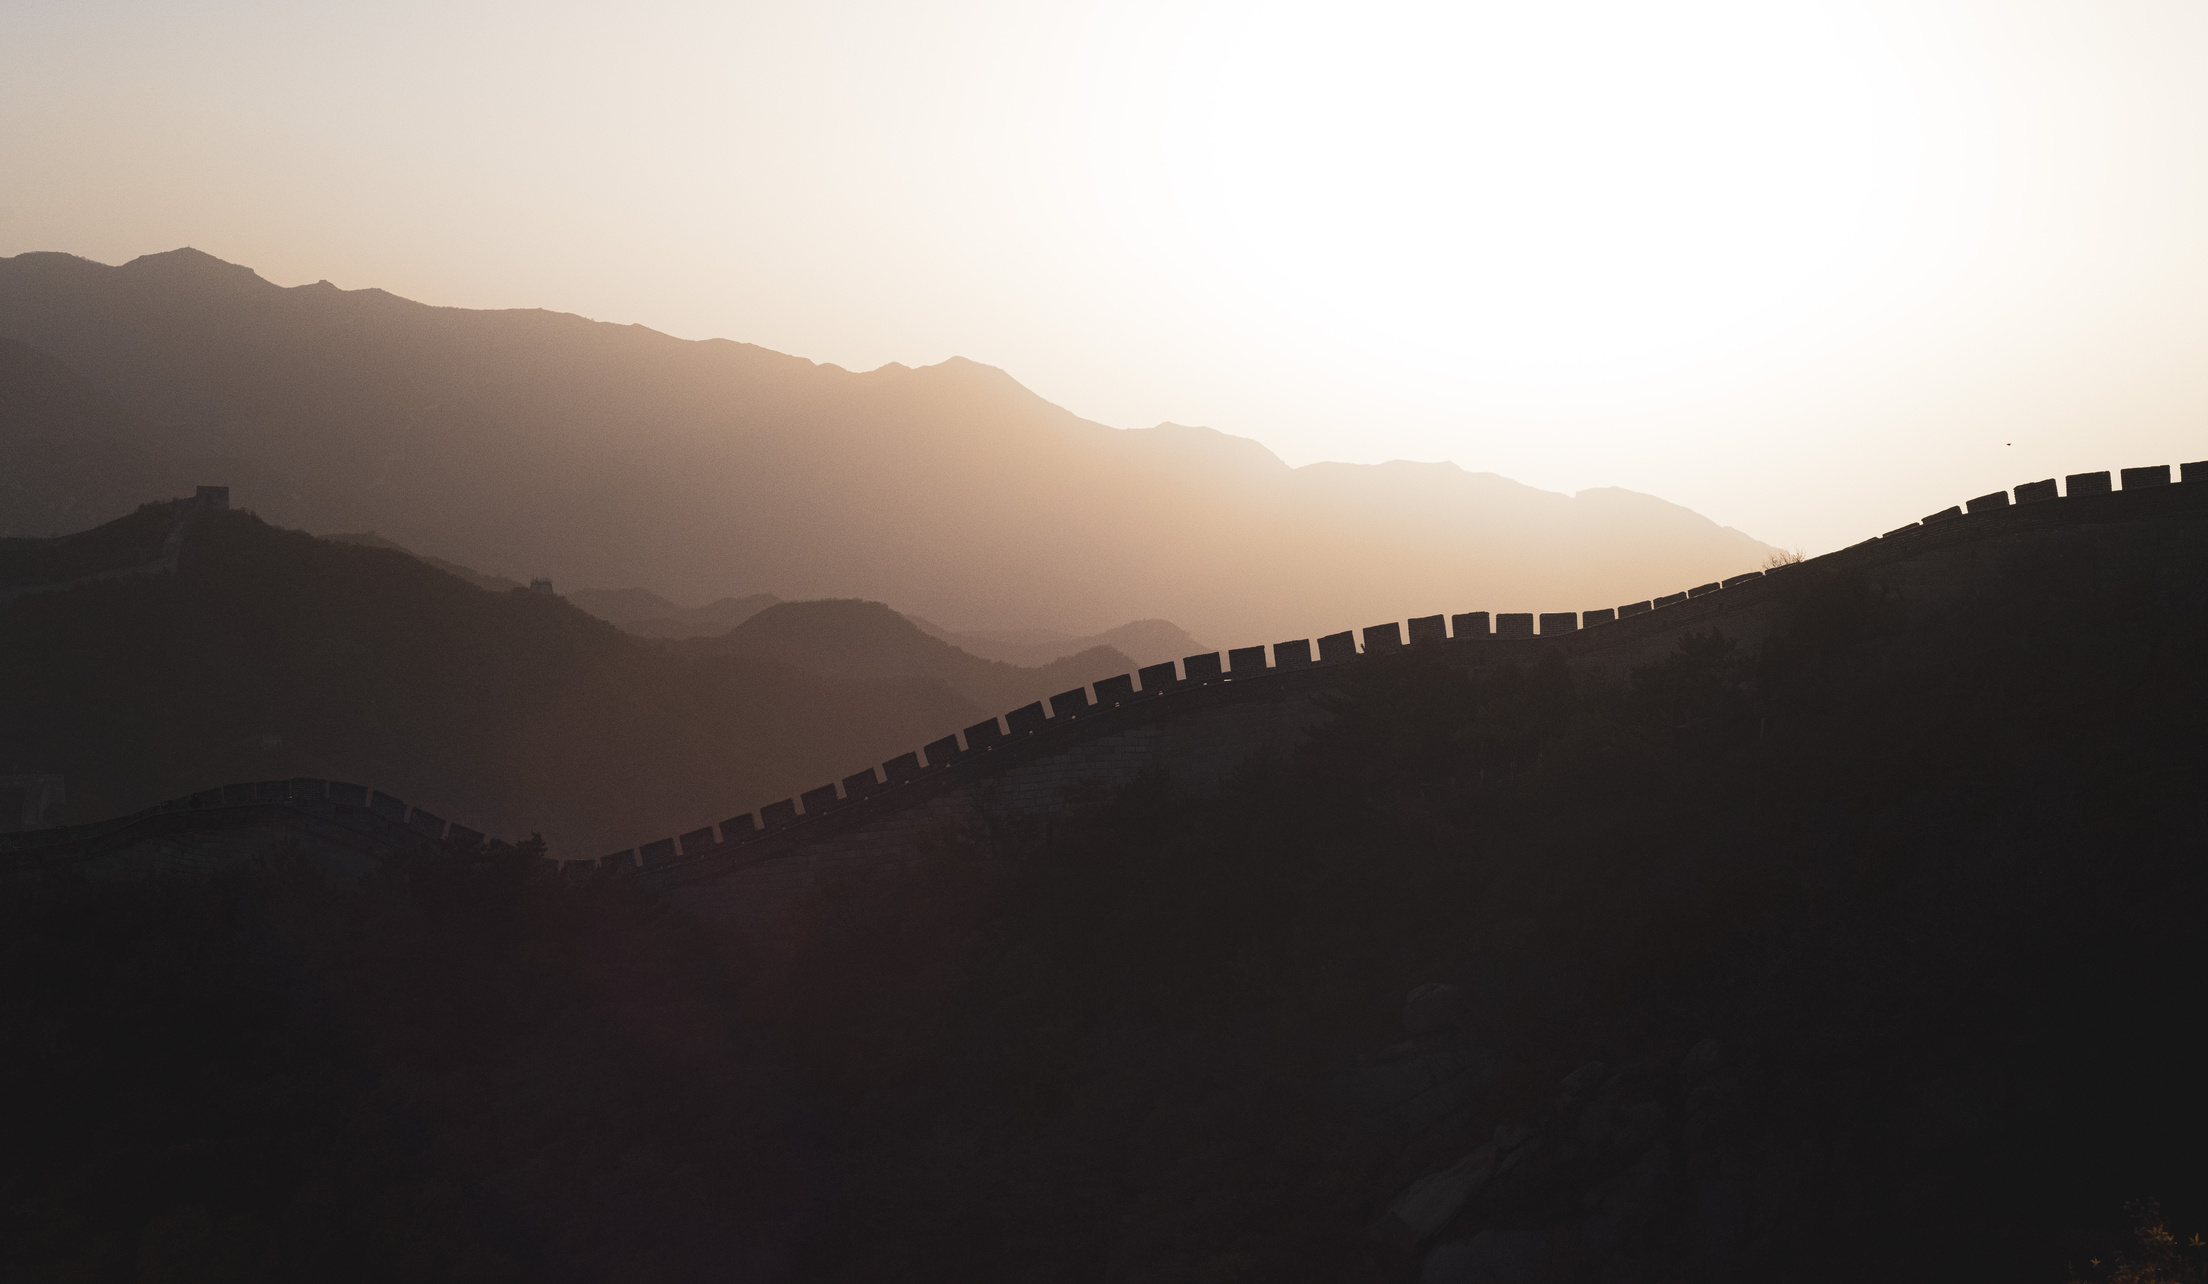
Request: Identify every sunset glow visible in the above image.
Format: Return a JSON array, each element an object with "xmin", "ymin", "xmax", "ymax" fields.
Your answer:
[
  {"xmin": 5, "ymin": 0, "xmax": 2206, "ymax": 550},
  {"xmin": 6, "ymin": 3, "xmax": 2208, "ymax": 1272},
  {"xmin": 1086, "ymin": 2, "xmax": 1930, "ymax": 389}
]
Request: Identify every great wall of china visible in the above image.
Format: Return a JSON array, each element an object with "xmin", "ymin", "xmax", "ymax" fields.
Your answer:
[{"xmin": 6, "ymin": 463, "xmax": 2205, "ymax": 931}]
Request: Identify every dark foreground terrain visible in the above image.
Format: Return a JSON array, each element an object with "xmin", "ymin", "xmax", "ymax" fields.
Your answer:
[{"xmin": 4, "ymin": 534, "xmax": 2206, "ymax": 1282}]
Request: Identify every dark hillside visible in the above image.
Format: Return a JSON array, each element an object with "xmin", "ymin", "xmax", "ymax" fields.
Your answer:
[
  {"xmin": 0, "ymin": 842, "xmax": 828, "ymax": 1282},
  {"xmin": 323, "ymin": 529, "xmax": 528, "ymax": 592},
  {"xmin": 0, "ymin": 506, "xmax": 1104, "ymax": 856},
  {"xmin": 4, "ymin": 518, "xmax": 2203, "ymax": 1282},
  {"xmin": 771, "ymin": 533, "xmax": 2208, "ymax": 1282},
  {"xmin": 0, "ymin": 498, "xmax": 180, "ymax": 588},
  {"xmin": 565, "ymin": 584, "xmax": 688, "ymax": 625},
  {"xmin": 690, "ymin": 599, "xmax": 1134, "ymax": 713},
  {"xmin": 318, "ymin": 539, "xmax": 786, "ymax": 635}
]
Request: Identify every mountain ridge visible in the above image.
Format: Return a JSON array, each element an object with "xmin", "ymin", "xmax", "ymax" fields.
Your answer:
[
  {"xmin": 0, "ymin": 247, "xmax": 1779, "ymax": 640},
  {"xmin": 0, "ymin": 501, "xmax": 1132, "ymax": 855},
  {"xmin": 679, "ymin": 599, "xmax": 1135, "ymax": 714},
  {"xmin": 908, "ymin": 615, "xmax": 1206, "ymax": 669}
]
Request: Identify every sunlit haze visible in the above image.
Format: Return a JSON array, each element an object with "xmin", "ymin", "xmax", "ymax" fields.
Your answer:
[{"xmin": 7, "ymin": 0, "xmax": 2206, "ymax": 551}]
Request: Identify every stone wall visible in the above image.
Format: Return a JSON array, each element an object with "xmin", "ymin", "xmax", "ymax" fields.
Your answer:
[
  {"xmin": 10, "ymin": 463, "xmax": 2205, "ymax": 912},
  {"xmin": 638, "ymin": 462, "xmax": 2208, "ymax": 941},
  {"xmin": 657, "ymin": 684, "xmax": 1335, "ymax": 934}
]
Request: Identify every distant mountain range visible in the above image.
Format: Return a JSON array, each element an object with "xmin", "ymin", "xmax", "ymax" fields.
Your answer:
[
  {"xmin": 562, "ymin": 587, "xmax": 782, "ymax": 639},
  {"xmin": 0, "ymin": 247, "xmax": 1779, "ymax": 642},
  {"xmin": 908, "ymin": 616, "xmax": 1205, "ymax": 670},
  {"xmin": 674, "ymin": 599, "xmax": 1132, "ymax": 713},
  {"xmin": 327, "ymin": 529, "xmax": 1194, "ymax": 667},
  {"xmin": 0, "ymin": 503, "xmax": 1126, "ymax": 856}
]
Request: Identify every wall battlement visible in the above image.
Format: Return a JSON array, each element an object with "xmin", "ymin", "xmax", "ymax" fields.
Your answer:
[
  {"xmin": 9, "ymin": 464, "xmax": 2204, "ymax": 894},
  {"xmin": 617, "ymin": 460, "xmax": 2208, "ymax": 898}
]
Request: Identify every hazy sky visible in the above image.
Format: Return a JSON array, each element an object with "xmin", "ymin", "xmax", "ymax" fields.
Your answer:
[{"xmin": 6, "ymin": 0, "xmax": 2207, "ymax": 553}]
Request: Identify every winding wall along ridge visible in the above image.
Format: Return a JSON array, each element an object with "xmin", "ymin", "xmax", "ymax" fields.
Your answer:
[
  {"xmin": 5, "ymin": 464, "xmax": 2202, "ymax": 885},
  {"xmin": 0, "ymin": 487, "xmax": 226, "ymax": 608},
  {"xmin": 626, "ymin": 462, "xmax": 2208, "ymax": 895}
]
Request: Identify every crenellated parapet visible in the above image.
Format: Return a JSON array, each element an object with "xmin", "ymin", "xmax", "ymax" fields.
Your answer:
[
  {"xmin": 12, "ymin": 462, "xmax": 2203, "ymax": 893},
  {"xmin": 620, "ymin": 460, "xmax": 2208, "ymax": 894}
]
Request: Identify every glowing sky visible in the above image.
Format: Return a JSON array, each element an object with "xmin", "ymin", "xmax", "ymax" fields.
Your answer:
[{"xmin": 6, "ymin": 0, "xmax": 2208, "ymax": 552}]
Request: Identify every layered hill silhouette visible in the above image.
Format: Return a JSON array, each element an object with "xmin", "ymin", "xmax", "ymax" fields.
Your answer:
[
  {"xmin": 675, "ymin": 599, "xmax": 1133, "ymax": 712},
  {"xmin": 312, "ymin": 535, "xmax": 1172, "ymax": 665},
  {"xmin": 908, "ymin": 615, "xmax": 1206, "ymax": 668},
  {"xmin": 0, "ymin": 248, "xmax": 1777, "ymax": 642},
  {"xmin": 564, "ymin": 587, "xmax": 782, "ymax": 639},
  {"xmin": 322, "ymin": 548, "xmax": 790, "ymax": 640},
  {"xmin": 0, "ymin": 501, "xmax": 1127, "ymax": 857},
  {"xmin": 6, "ymin": 488, "xmax": 2202, "ymax": 1282}
]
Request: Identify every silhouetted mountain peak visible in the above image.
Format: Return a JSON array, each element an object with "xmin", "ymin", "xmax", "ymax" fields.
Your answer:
[
  {"xmin": 119, "ymin": 247, "xmax": 271, "ymax": 290},
  {"xmin": 877, "ymin": 353, "xmax": 1032, "ymax": 394},
  {"xmin": 731, "ymin": 598, "xmax": 948, "ymax": 662},
  {"xmin": 700, "ymin": 598, "xmax": 1136, "ymax": 710},
  {"xmin": 891, "ymin": 353, "xmax": 1069, "ymax": 410},
  {"xmin": 1130, "ymin": 422, "xmax": 1292, "ymax": 475}
]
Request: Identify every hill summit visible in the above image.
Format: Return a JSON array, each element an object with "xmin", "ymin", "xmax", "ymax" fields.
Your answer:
[{"xmin": 0, "ymin": 499, "xmax": 1124, "ymax": 855}]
